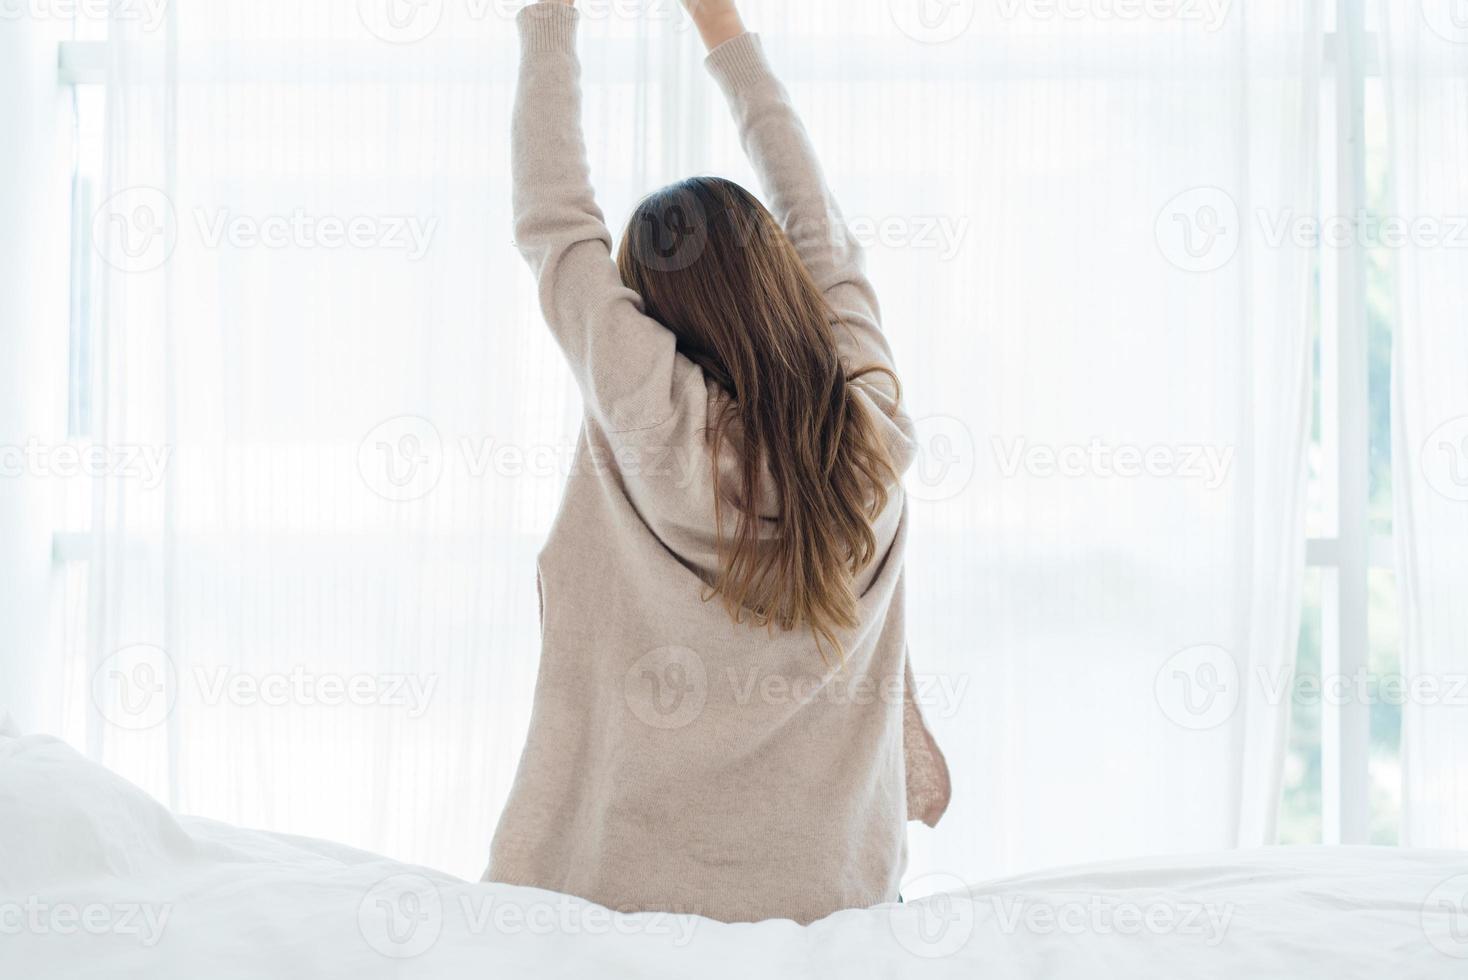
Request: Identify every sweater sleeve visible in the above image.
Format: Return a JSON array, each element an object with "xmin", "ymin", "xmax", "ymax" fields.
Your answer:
[
  {"xmin": 513, "ymin": 4, "xmax": 701, "ymax": 434},
  {"xmin": 902, "ymin": 653, "xmax": 952, "ymax": 827},
  {"xmin": 705, "ymin": 33, "xmax": 897, "ymax": 377}
]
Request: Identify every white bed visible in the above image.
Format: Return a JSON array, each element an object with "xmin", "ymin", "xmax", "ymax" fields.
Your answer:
[{"xmin": 3, "ymin": 733, "xmax": 1465, "ymax": 978}]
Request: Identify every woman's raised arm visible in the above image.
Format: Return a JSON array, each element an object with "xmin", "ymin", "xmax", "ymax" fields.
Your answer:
[
  {"xmin": 684, "ymin": 0, "xmax": 747, "ymax": 48},
  {"xmin": 685, "ymin": 0, "xmax": 897, "ymax": 376},
  {"xmin": 511, "ymin": 0, "xmax": 701, "ymax": 435}
]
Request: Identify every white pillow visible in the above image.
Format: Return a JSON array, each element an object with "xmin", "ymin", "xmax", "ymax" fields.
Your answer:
[{"xmin": 0, "ymin": 735, "xmax": 195, "ymax": 894}]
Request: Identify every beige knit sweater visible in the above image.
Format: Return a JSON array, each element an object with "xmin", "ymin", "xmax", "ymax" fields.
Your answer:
[{"xmin": 485, "ymin": 4, "xmax": 950, "ymax": 926}]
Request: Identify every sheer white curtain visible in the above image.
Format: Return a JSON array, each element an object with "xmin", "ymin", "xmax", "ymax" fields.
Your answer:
[
  {"xmin": 841, "ymin": 1, "xmax": 1323, "ymax": 878},
  {"xmin": 50, "ymin": 0, "xmax": 1320, "ymax": 885},
  {"xmin": 1384, "ymin": 2, "xmax": 1468, "ymax": 850}
]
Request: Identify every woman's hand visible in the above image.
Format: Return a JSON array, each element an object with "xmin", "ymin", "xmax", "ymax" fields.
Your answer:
[{"xmin": 681, "ymin": 0, "xmax": 747, "ymax": 51}]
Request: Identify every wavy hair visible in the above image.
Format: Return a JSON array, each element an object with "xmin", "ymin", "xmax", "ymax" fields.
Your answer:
[{"xmin": 617, "ymin": 177, "xmax": 899, "ymax": 661}]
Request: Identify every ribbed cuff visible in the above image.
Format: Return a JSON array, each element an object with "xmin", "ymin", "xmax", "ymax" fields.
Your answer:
[
  {"xmin": 704, "ymin": 32, "xmax": 771, "ymax": 94},
  {"xmin": 517, "ymin": 2, "xmax": 579, "ymax": 52}
]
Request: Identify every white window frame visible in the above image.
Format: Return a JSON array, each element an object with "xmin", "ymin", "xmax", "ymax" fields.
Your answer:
[{"xmin": 1314, "ymin": 0, "xmax": 1388, "ymax": 846}]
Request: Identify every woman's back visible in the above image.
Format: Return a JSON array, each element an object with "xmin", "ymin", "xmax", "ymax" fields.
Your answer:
[{"xmin": 486, "ymin": 4, "xmax": 949, "ymax": 924}]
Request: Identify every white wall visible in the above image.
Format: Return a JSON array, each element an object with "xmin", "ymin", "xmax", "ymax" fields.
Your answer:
[{"xmin": 0, "ymin": 16, "xmax": 74, "ymax": 731}]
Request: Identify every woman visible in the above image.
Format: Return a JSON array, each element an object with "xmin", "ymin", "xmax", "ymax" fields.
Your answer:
[{"xmin": 486, "ymin": 0, "xmax": 950, "ymax": 925}]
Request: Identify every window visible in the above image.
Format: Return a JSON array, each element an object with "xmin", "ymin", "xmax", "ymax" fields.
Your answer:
[
  {"xmin": 1279, "ymin": 0, "xmax": 1400, "ymax": 846},
  {"xmin": 55, "ymin": 0, "xmax": 1404, "ymax": 849}
]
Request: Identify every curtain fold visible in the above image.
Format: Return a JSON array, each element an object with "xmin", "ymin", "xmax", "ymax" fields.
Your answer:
[
  {"xmin": 63, "ymin": 0, "xmax": 1322, "ymax": 883},
  {"xmin": 1384, "ymin": 2, "xmax": 1468, "ymax": 850}
]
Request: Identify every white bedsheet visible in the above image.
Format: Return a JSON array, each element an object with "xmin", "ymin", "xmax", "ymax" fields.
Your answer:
[{"xmin": 3, "ymin": 733, "xmax": 1466, "ymax": 978}]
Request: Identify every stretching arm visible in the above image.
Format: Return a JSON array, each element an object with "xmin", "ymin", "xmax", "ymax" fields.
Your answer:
[
  {"xmin": 687, "ymin": 1, "xmax": 897, "ymax": 376},
  {"xmin": 512, "ymin": 1, "xmax": 701, "ymax": 434}
]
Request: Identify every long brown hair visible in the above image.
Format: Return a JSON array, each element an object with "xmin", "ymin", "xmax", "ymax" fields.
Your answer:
[{"xmin": 617, "ymin": 176, "xmax": 899, "ymax": 661}]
